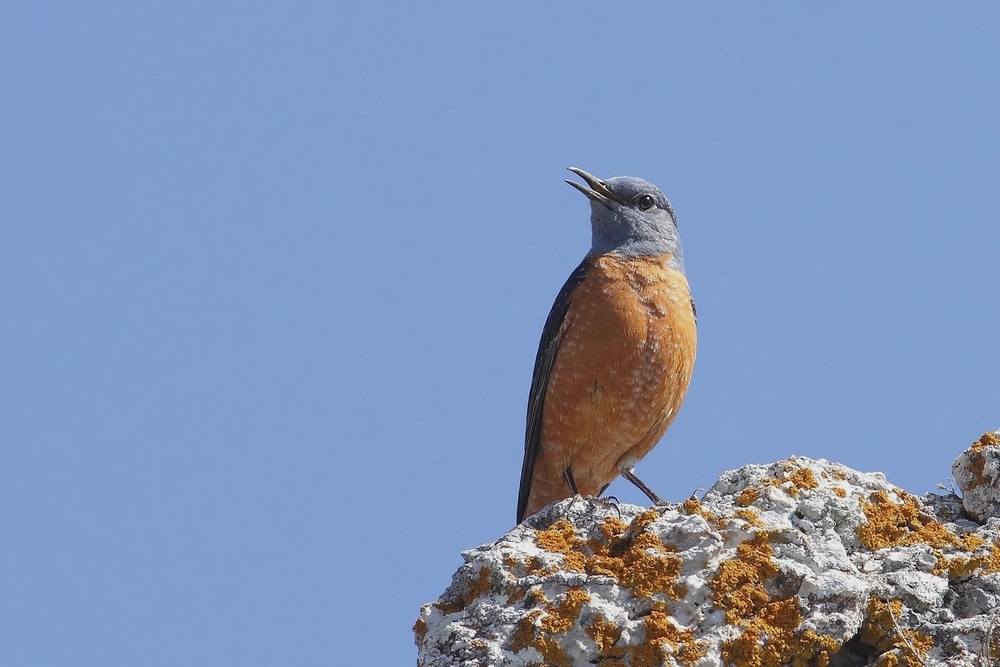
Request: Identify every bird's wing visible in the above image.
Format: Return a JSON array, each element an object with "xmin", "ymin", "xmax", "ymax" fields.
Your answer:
[{"xmin": 517, "ymin": 259, "xmax": 591, "ymax": 523}]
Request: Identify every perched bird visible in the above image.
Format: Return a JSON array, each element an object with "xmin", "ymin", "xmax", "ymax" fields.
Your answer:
[{"xmin": 516, "ymin": 167, "xmax": 697, "ymax": 523}]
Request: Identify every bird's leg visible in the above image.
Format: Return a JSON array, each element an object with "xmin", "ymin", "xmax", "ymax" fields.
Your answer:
[
  {"xmin": 562, "ymin": 466, "xmax": 584, "ymax": 515},
  {"xmin": 564, "ymin": 467, "xmax": 621, "ymax": 518},
  {"xmin": 621, "ymin": 468, "xmax": 666, "ymax": 506},
  {"xmin": 563, "ymin": 466, "xmax": 579, "ymax": 495}
]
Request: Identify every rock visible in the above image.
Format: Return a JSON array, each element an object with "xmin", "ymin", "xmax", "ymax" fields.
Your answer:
[
  {"xmin": 952, "ymin": 430, "xmax": 1000, "ymax": 523},
  {"xmin": 415, "ymin": 456, "xmax": 1000, "ymax": 666}
]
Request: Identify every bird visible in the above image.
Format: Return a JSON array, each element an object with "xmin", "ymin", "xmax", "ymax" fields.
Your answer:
[{"xmin": 516, "ymin": 167, "xmax": 697, "ymax": 524}]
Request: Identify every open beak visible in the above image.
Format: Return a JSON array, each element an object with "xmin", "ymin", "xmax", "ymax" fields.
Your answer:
[{"xmin": 565, "ymin": 167, "xmax": 619, "ymax": 208}]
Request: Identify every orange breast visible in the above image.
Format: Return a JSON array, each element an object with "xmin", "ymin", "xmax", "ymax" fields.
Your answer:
[{"xmin": 524, "ymin": 253, "xmax": 697, "ymax": 516}]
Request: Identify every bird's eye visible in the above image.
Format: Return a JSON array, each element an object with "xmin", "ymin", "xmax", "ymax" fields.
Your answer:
[{"xmin": 637, "ymin": 194, "xmax": 656, "ymax": 211}]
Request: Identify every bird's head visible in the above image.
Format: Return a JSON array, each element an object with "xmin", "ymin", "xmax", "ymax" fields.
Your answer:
[{"xmin": 565, "ymin": 167, "xmax": 684, "ymax": 271}]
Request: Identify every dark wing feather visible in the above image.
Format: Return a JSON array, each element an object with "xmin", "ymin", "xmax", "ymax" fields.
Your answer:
[{"xmin": 516, "ymin": 260, "xmax": 591, "ymax": 523}]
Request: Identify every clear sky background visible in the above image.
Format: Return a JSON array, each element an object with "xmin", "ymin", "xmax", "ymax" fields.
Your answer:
[{"xmin": 2, "ymin": 3, "xmax": 999, "ymax": 665}]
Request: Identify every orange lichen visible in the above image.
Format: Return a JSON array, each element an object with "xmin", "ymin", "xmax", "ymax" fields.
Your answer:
[
  {"xmin": 585, "ymin": 615, "xmax": 630, "ymax": 667},
  {"xmin": 535, "ymin": 519, "xmax": 584, "ymax": 552},
  {"xmin": 599, "ymin": 516, "xmax": 630, "ymax": 540},
  {"xmin": 468, "ymin": 567, "xmax": 494, "ymax": 598},
  {"xmin": 509, "ymin": 589, "xmax": 590, "ymax": 667},
  {"xmin": 509, "ymin": 584, "xmax": 549, "ymax": 609},
  {"xmin": 681, "ymin": 497, "xmax": 722, "ymax": 527},
  {"xmin": 533, "ymin": 513, "xmax": 685, "ymax": 599},
  {"xmin": 630, "ymin": 610, "xmax": 706, "ymax": 667},
  {"xmin": 412, "ymin": 617, "xmax": 427, "ymax": 642},
  {"xmin": 506, "ymin": 587, "xmax": 526, "ymax": 604},
  {"xmin": 711, "ymin": 533, "xmax": 778, "ymax": 622},
  {"xmin": 858, "ymin": 490, "xmax": 1000, "ymax": 580},
  {"xmin": 964, "ymin": 451, "xmax": 987, "ymax": 490},
  {"xmin": 737, "ymin": 486, "xmax": 761, "ymax": 507},
  {"xmin": 833, "ymin": 487, "xmax": 847, "ymax": 498},
  {"xmin": 587, "ymin": 530, "xmax": 684, "ymax": 598},
  {"xmin": 510, "ymin": 605, "xmax": 573, "ymax": 667},
  {"xmin": 585, "ymin": 614, "xmax": 621, "ymax": 651},
  {"xmin": 522, "ymin": 504, "xmax": 848, "ymax": 666},
  {"xmin": 859, "ymin": 598, "xmax": 933, "ymax": 667},
  {"xmin": 632, "ymin": 508, "xmax": 666, "ymax": 533},
  {"xmin": 962, "ymin": 432, "xmax": 1000, "ymax": 492},
  {"xmin": 535, "ymin": 637, "xmax": 572, "ymax": 666},
  {"xmin": 617, "ymin": 535, "xmax": 684, "ymax": 598},
  {"xmin": 526, "ymin": 556, "xmax": 545, "ymax": 573},
  {"xmin": 502, "ymin": 554, "xmax": 523, "ymax": 571},
  {"xmin": 534, "ymin": 520, "xmax": 587, "ymax": 571},
  {"xmin": 510, "ymin": 609, "xmax": 544, "ymax": 653},
  {"xmin": 971, "ymin": 431, "xmax": 1000, "ymax": 451},
  {"xmin": 514, "ymin": 513, "xmax": 696, "ymax": 663},
  {"xmin": 858, "ymin": 490, "xmax": 956, "ymax": 551},
  {"xmin": 734, "ymin": 508, "xmax": 764, "ymax": 527},
  {"xmin": 434, "ymin": 566, "xmax": 493, "ymax": 614},
  {"xmin": 720, "ymin": 598, "xmax": 839, "ymax": 667},
  {"xmin": 500, "ymin": 555, "xmax": 534, "ymax": 605},
  {"xmin": 942, "ymin": 541, "xmax": 1000, "ymax": 580},
  {"xmin": 800, "ymin": 631, "xmax": 840, "ymax": 667},
  {"xmin": 710, "ymin": 532, "xmax": 841, "ymax": 666},
  {"xmin": 787, "ymin": 466, "xmax": 819, "ymax": 491},
  {"xmin": 540, "ymin": 589, "xmax": 589, "ymax": 634},
  {"xmin": 526, "ymin": 587, "xmax": 550, "ymax": 606},
  {"xmin": 587, "ymin": 515, "xmax": 629, "ymax": 554}
]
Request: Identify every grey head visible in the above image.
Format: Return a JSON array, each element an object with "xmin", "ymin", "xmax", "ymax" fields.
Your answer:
[{"xmin": 565, "ymin": 167, "xmax": 684, "ymax": 272}]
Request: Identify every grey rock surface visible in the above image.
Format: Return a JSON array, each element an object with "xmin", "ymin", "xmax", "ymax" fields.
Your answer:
[
  {"xmin": 952, "ymin": 430, "xmax": 1000, "ymax": 523},
  {"xmin": 416, "ymin": 448, "xmax": 1000, "ymax": 667}
]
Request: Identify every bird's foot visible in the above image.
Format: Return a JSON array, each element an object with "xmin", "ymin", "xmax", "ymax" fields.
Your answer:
[
  {"xmin": 593, "ymin": 494, "xmax": 622, "ymax": 519},
  {"xmin": 564, "ymin": 493, "xmax": 584, "ymax": 516},
  {"xmin": 560, "ymin": 494, "xmax": 623, "ymax": 521},
  {"xmin": 621, "ymin": 468, "xmax": 666, "ymax": 506}
]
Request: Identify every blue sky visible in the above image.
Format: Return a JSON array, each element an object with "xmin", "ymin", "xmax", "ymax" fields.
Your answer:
[{"xmin": 2, "ymin": 3, "xmax": 999, "ymax": 665}]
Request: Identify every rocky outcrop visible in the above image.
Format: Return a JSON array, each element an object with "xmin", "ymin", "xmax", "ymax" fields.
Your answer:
[
  {"xmin": 415, "ymin": 433, "xmax": 1000, "ymax": 666},
  {"xmin": 953, "ymin": 431, "xmax": 1000, "ymax": 524}
]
